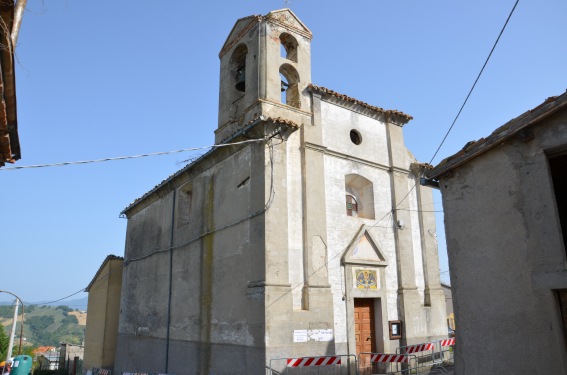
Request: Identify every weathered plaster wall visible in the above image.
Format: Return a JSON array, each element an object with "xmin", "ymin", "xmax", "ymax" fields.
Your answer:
[
  {"xmin": 115, "ymin": 144, "xmax": 268, "ymax": 375},
  {"xmin": 84, "ymin": 259, "xmax": 123, "ymax": 373},
  {"xmin": 439, "ymin": 110, "xmax": 567, "ymax": 374}
]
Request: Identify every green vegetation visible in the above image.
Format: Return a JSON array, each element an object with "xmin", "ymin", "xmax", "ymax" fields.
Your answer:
[
  {"xmin": 0, "ymin": 321, "xmax": 9, "ymax": 360},
  {"xmin": 1, "ymin": 305, "xmax": 85, "ymax": 348}
]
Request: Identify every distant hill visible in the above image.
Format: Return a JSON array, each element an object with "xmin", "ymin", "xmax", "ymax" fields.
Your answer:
[
  {"xmin": 0, "ymin": 296, "xmax": 88, "ymax": 311},
  {"xmin": 0, "ymin": 304, "xmax": 86, "ymax": 347},
  {"xmin": 36, "ymin": 296, "xmax": 89, "ymax": 311}
]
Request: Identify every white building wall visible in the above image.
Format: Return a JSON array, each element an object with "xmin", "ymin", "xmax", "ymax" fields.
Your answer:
[
  {"xmin": 286, "ymin": 129, "xmax": 305, "ymax": 310},
  {"xmin": 408, "ymin": 177, "xmax": 425, "ymax": 303},
  {"xmin": 318, "ymin": 103, "xmax": 406, "ymax": 346}
]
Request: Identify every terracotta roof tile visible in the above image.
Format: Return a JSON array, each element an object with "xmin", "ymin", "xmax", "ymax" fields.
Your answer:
[{"xmin": 308, "ymin": 84, "xmax": 413, "ymax": 121}]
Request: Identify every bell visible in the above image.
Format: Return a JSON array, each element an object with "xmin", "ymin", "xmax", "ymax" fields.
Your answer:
[
  {"xmin": 280, "ymin": 80, "xmax": 289, "ymax": 92},
  {"xmin": 235, "ymin": 66, "xmax": 245, "ymax": 92}
]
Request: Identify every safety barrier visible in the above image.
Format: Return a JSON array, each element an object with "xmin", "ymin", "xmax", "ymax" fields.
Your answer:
[
  {"xmin": 394, "ymin": 338, "xmax": 456, "ymax": 374},
  {"xmin": 268, "ymin": 354, "xmax": 357, "ymax": 374},
  {"xmin": 358, "ymin": 353, "xmax": 417, "ymax": 375},
  {"xmin": 92, "ymin": 368, "xmax": 111, "ymax": 375},
  {"xmin": 437, "ymin": 337, "xmax": 456, "ymax": 367},
  {"xmin": 396, "ymin": 341, "xmax": 441, "ymax": 374}
]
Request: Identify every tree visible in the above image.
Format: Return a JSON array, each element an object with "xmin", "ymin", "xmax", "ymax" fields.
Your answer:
[{"xmin": 0, "ymin": 326, "xmax": 9, "ymax": 360}]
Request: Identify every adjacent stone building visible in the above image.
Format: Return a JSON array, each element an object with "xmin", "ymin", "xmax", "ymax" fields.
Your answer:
[
  {"xmin": 426, "ymin": 91, "xmax": 567, "ymax": 374},
  {"xmin": 115, "ymin": 9, "xmax": 447, "ymax": 374},
  {"xmin": 83, "ymin": 255, "xmax": 124, "ymax": 374}
]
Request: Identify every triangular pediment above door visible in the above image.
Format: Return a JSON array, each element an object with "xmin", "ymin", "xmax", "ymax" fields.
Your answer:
[{"xmin": 341, "ymin": 225, "xmax": 388, "ymax": 267}]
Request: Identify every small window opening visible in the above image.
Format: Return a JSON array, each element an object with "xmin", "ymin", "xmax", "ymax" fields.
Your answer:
[
  {"xmin": 280, "ymin": 73, "xmax": 289, "ymax": 104},
  {"xmin": 230, "ymin": 44, "xmax": 248, "ymax": 93},
  {"xmin": 346, "ymin": 195, "xmax": 358, "ymax": 217},
  {"xmin": 279, "ymin": 64, "xmax": 300, "ymax": 108},
  {"xmin": 556, "ymin": 290, "xmax": 567, "ymax": 348},
  {"xmin": 280, "ymin": 33, "xmax": 298, "ymax": 62},
  {"xmin": 237, "ymin": 176, "xmax": 250, "ymax": 188},
  {"xmin": 345, "ymin": 174, "xmax": 375, "ymax": 220},
  {"xmin": 177, "ymin": 186, "xmax": 193, "ymax": 228},
  {"xmin": 350, "ymin": 129, "xmax": 362, "ymax": 145},
  {"xmin": 549, "ymin": 154, "xmax": 567, "ymax": 257}
]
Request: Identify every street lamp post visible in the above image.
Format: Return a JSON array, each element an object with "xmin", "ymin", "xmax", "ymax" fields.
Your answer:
[{"xmin": 0, "ymin": 290, "xmax": 25, "ymax": 371}]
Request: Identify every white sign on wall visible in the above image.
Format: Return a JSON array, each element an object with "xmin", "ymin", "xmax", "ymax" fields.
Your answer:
[
  {"xmin": 293, "ymin": 330, "xmax": 308, "ymax": 342},
  {"xmin": 293, "ymin": 329, "xmax": 334, "ymax": 343}
]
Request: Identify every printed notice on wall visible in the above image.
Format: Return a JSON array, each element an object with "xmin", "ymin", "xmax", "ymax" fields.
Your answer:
[
  {"xmin": 309, "ymin": 329, "xmax": 333, "ymax": 342},
  {"xmin": 294, "ymin": 329, "xmax": 333, "ymax": 342},
  {"xmin": 293, "ymin": 330, "xmax": 308, "ymax": 342}
]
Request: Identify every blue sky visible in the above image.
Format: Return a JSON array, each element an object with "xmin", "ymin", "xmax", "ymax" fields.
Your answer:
[{"xmin": 1, "ymin": 0, "xmax": 565, "ymax": 304}]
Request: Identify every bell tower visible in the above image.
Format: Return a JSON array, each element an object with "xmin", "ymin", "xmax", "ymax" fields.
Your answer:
[{"xmin": 216, "ymin": 9, "xmax": 313, "ymax": 143}]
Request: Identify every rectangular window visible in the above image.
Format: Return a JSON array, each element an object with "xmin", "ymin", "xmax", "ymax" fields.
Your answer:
[
  {"xmin": 549, "ymin": 154, "xmax": 567, "ymax": 257},
  {"xmin": 557, "ymin": 290, "xmax": 567, "ymax": 348},
  {"xmin": 176, "ymin": 184, "xmax": 193, "ymax": 228}
]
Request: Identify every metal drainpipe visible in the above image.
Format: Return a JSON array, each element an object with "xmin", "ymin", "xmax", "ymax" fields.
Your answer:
[{"xmin": 165, "ymin": 187, "xmax": 176, "ymax": 373}]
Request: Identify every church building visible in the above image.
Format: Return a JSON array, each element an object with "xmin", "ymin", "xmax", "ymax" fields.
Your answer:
[{"xmin": 114, "ymin": 9, "xmax": 447, "ymax": 375}]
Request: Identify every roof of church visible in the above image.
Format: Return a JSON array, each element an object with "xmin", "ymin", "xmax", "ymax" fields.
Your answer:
[
  {"xmin": 426, "ymin": 90, "xmax": 567, "ymax": 180},
  {"xmin": 121, "ymin": 116, "xmax": 298, "ymax": 216},
  {"xmin": 308, "ymin": 84, "xmax": 413, "ymax": 122}
]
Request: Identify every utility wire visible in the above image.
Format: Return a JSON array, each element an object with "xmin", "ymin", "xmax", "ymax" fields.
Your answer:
[
  {"xmin": 390, "ymin": 0, "xmax": 520, "ymax": 216},
  {"xmin": 0, "ymin": 138, "xmax": 266, "ymax": 171},
  {"xmin": 428, "ymin": 0, "xmax": 520, "ymax": 164}
]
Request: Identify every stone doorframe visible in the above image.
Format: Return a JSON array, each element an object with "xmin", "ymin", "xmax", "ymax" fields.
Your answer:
[{"xmin": 341, "ymin": 225, "xmax": 393, "ymax": 355}]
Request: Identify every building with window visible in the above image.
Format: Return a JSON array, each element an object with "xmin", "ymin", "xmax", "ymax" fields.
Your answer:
[
  {"xmin": 426, "ymin": 91, "xmax": 567, "ymax": 374},
  {"xmin": 114, "ymin": 9, "xmax": 446, "ymax": 375}
]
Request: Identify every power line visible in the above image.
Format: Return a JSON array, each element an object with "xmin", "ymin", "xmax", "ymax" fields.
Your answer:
[
  {"xmin": 428, "ymin": 0, "xmax": 520, "ymax": 164},
  {"xmin": 0, "ymin": 138, "xmax": 266, "ymax": 171}
]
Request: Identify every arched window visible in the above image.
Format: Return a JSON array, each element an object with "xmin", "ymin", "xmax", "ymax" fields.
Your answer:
[
  {"xmin": 230, "ymin": 44, "xmax": 248, "ymax": 92},
  {"xmin": 345, "ymin": 174, "xmax": 375, "ymax": 219},
  {"xmin": 279, "ymin": 63, "xmax": 300, "ymax": 108},
  {"xmin": 280, "ymin": 33, "xmax": 298, "ymax": 62},
  {"xmin": 346, "ymin": 194, "xmax": 358, "ymax": 217}
]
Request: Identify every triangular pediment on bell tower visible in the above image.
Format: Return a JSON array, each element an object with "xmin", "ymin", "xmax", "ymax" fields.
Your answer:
[
  {"xmin": 342, "ymin": 225, "xmax": 388, "ymax": 267},
  {"xmin": 219, "ymin": 15, "xmax": 261, "ymax": 57},
  {"xmin": 265, "ymin": 9, "xmax": 312, "ymax": 39},
  {"xmin": 220, "ymin": 9, "xmax": 312, "ymax": 57}
]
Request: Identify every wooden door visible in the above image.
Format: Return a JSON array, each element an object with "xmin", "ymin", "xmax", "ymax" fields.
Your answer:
[{"xmin": 354, "ymin": 298, "xmax": 376, "ymax": 355}]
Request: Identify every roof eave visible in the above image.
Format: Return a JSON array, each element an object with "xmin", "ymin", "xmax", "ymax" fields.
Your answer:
[{"xmin": 427, "ymin": 91, "xmax": 567, "ymax": 181}]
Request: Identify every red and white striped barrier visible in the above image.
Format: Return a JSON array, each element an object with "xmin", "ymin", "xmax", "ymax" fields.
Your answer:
[
  {"xmin": 286, "ymin": 356, "xmax": 341, "ymax": 367},
  {"xmin": 439, "ymin": 338, "xmax": 455, "ymax": 347},
  {"xmin": 370, "ymin": 354, "xmax": 411, "ymax": 363},
  {"xmin": 404, "ymin": 342, "xmax": 435, "ymax": 354}
]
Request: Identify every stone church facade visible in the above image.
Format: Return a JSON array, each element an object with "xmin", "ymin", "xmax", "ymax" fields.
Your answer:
[{"xmin": 114, "ymin": 9, "xmax": 446, "ymax": 375}]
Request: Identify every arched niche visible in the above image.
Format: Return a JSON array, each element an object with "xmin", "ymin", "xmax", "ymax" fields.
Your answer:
[
  {"xmin": 345, "ymin": 174, "xmax": 375, "ymax": 220},
  {"xmin": 279, "ymin": 63, "xmax": 300, "ymax": 108},
  {"xmin": 280, "ymin": 32, "xmax": 298, "ymax": 63},
  {"xmin": 230, "ymin": 43, "xmax": 248, "ymax": 93}
]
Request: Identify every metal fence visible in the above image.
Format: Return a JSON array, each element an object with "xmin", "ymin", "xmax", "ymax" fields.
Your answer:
[
  {"xmin": 395, "ymin": 338, "xmax": 456, "ymax": 374},
  {"xmin": 396, "ymin": 341, "xmax": 439, "ymax": 373},
  {"xmin": 91, "ymin": 368, "xmax": 111, "ymax": 375},
  {"xmin": 268, "ymin": 354, "xmax": 358, "ymax": 375},
  {"xmin": 358, "ymin": 353, "xmax": 417, "ymax": 375},
  {"xmin": 437, "ymin": 338, "xmax": 456, "ymax": 368}
]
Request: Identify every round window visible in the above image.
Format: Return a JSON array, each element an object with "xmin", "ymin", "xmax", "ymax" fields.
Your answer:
[{"xmin": 350, "ymin": 130, "xmax": 362, "ymax": 145}]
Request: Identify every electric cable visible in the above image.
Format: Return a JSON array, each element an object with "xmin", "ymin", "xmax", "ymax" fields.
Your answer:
[
  {"xmin": 0, "ymin": 138, "xmax": 266, "ymax": 171},
  {"xmin": 428, "ymin": 0, "xmax": 520, "ymax": 165}
]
